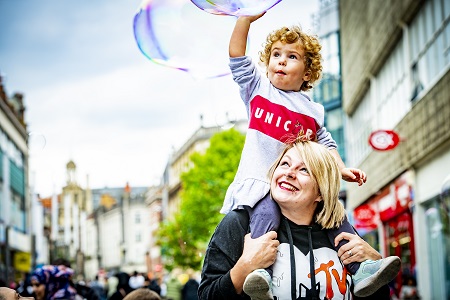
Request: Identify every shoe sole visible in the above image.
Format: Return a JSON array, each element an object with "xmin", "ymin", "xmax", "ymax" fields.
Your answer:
[
  {"xmin": 243, "ymin": 273, "xmax": 272, "ymax": 300},
  {"xmin": 354, "ymin": 256, "xmax": 401, "ymax": 297}
]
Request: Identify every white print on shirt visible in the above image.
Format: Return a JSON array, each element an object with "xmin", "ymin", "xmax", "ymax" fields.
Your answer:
[
  {"xmin": 272, "ymin": 244, "xmax": 352, "ymax": 300},
  {"xmin": 249, "ymin": 95, "xmax": 318, "ymax": 143}
]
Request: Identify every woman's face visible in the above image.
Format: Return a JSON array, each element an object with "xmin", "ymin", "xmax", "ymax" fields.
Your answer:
[
  {"xmin": 0, "ymin": 287, "xmax": 34, "ymax": 300},
  {"xmin": 270, "ymin": 147, "xmax": 321, "ymax": 210},
  {"xmin": 30, "ymin": 279, "xmax": 45, "ymax": 300}
]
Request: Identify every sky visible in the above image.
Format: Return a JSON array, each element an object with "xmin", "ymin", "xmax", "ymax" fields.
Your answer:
[{"xmin": 0, "ymin": 0, "xmax": 319, "ymax": 197}]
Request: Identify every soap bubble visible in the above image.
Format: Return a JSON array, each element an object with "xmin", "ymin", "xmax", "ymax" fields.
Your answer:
[
  {"xmin": 27, "ymin": 132, "xmax": 46, "ymax": 154},
  {"xmin": 133, "ymin": 0, "xmax": 236, "ymax": 79},
  {"xmin": 190, "ymin": 0, "xmax": 282, "ymax": 16}
]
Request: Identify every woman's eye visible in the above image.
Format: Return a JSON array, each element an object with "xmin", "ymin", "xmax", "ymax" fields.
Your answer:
[
  {"xmin": 280, "ymin": 161, "xmax": 289, "ymax": 166},
  {"xmin": 300, "ymin": 167, "xmax": 309, "ymax": 173}
]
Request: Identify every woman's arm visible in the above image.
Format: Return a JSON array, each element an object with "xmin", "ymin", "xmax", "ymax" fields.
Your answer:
[
  {"xmin": 198, "ymin": 210, "xmax": 279, "ymax": 299},
  {"xmin": 334, "ymin": 232, "xmax": 382, "ymax": 265}
]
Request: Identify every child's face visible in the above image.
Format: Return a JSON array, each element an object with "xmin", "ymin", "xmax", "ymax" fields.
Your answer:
[{"xmin": 267, "ymin": 40, "xmax": 310, "ymax": 92}]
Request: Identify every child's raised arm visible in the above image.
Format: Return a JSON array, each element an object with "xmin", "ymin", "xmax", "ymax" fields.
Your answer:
[{"xmin": 229, "ymin": 13, "xmax": 265, "ymax": 58}]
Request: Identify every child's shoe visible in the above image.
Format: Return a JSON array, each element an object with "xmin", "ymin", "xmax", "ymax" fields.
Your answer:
[
  {"xmin": 353, "ymin": 256, "xmax": 401, "ymax": 297},
  {"xmin": 243, "ymin": 269, "xmax": 273, "ymax": 300}
]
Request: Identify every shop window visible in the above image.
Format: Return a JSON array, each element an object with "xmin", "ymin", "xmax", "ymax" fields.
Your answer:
[
  {"xmin": 423, "ymin": 192, "xmax": 450, "ymax": 299},
  {"xmin": 385, "ymin": 212, "xmax": 415, "ymax": 296}
]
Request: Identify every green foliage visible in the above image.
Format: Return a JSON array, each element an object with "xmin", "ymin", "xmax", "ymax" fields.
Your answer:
[{"xmin": 156, "ymin": 128, "xmax": 245, "ymax": 271}]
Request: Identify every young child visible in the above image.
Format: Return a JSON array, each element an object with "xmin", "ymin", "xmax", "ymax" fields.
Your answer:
[{"xmin": 221, "ymin": 13, "xmax": 401, "ymax": 299}]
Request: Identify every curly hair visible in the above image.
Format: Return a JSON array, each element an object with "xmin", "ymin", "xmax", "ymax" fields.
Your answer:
[{"xmin": 259, "ymin": 25, "xmax": 322, "ymax": 92}]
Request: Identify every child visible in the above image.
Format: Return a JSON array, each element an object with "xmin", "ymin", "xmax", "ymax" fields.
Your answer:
[{"xmin": 221, "ymin": 13, "xmax": 401, "ymax": 299}]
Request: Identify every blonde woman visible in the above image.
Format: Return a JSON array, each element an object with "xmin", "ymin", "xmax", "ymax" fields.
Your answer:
[{"xmin": 200, "ymin": 137, "xmax": 395, "ymax": 299}]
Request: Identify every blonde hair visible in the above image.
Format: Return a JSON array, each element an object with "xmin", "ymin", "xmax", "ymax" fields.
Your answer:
[
  {"xmin": 259, "ymin": 25, "xmax": 322, "ymax": 92},
  {"xmin": 268, "ymin": 136, "xmax": 345, "ymax": 229}
]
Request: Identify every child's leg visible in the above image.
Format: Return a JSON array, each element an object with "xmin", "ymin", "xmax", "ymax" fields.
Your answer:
[
  {"xmin": 244, "ymin": 193, "xmax": 281, "ymax": 276},
  {"xmin": 327, "ymin": 215, "xmax": 360, "ymax": 275},
  {"xmin": 328, "ymin": 216, "xmax": 402, "ymax": 297}
]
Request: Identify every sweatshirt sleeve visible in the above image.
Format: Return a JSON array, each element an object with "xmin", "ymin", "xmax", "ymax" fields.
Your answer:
[
  {"xmin": 198, "ymin": 210, "xmax": 250, "ymax": 300},
  {"xmin": 316, "ymin": 126, "xmax": 338, "ymax": 150},
  {"xmin": 229, "ymin": 56, "xmax": 262, "ymax": 107}
]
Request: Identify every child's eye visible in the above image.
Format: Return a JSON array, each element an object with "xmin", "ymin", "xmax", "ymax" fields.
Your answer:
[{"xmin": 289, "ymin": 54, "xmax": 298, "ymax": 59}]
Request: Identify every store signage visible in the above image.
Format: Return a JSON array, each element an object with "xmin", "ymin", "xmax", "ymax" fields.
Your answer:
[
  {"xmin": 368, "ymin": 129, "xmax": 400, "ymax": 151},
  {"xmin": 353, "ymin": 171, "xmax": 414, "ymax": 230},
  {"xmin": 354, "ymin": 204, "xmax": 378, "ymax": 230}
]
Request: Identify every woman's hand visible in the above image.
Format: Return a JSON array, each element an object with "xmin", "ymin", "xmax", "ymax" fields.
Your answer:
[
  {"xmin": 334, "ymin": 232, "xmax": 382, "ymax": 265},
  {"xmin": 230, "ymin": 231, "xmax": 279, "ymax": 293},
  {"xmin": 241, "ymin": 231, "xmax": 279, "ymax": 269}
]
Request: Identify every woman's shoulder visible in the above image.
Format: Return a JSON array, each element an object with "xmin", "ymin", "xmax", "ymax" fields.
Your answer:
[{"xmin": 220, "ymin": 209, "xmax": 249, "ymax": 231}]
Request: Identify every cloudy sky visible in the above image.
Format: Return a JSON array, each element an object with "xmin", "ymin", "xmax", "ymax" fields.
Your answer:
[{"xmin": 0, "ymin": 0, "xmax": 318, "ymax": 197}]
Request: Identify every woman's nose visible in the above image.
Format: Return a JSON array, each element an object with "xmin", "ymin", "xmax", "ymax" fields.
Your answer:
[{"xmin": 285, "ymin": 168, "xmax": 295, "ymax": 178}]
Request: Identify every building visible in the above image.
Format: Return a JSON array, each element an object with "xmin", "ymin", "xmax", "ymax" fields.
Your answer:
[
  {"xmin": 311, "ymin": 0, "xmax": 347, "ymax": 195},
  {"xmin": 161, "ymin": 117, "xmax": 248, "ymax": 221},
  {"xmin": 48, "ymin": 160, "xmax": 90, "ymax": 277},
  {"xmin": 340, "ymin": 0, "xmax": 449, "ymax": 297},
  {"xmin": 0, "ymin": 75, "xmax": 32, "ymax": 285},
  {"xmin": 144, "ymin": 185, "xmax": 163, "ymax": 276},
  {"xmin": 84, "ymin": 184, "xmax": 150, "ymax": 279}
]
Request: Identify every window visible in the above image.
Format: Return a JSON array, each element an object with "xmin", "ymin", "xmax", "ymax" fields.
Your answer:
[
  {"xmin": 409, "ymin": 0, "xmax": 450, "ymax": 102},
  {"xmin": 347, "ymin": 92, "xmax": 372, "ymax": 167},
  {"xmin": 423, "ymin": 193, "xmax": 450, "ymax": 299},
  {"xmin": 135, "ymin": 212, "xmax": 141, "ymax": 224},
  {"xmin": 347, "ymin": 0, "xmax": 450, "ymax": 165},
  {"xmin": 136, "ymin": 232, "xmax": 141, "ymax": 243}
]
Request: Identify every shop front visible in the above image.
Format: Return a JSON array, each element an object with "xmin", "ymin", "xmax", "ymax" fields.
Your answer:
[{"xmin": 353, "ymin": 171, "xmax": 416, "ymax": 297}]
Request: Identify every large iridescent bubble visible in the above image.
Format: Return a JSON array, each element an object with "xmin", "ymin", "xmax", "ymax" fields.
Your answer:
[
  {"xmin": 133, "ymin": 0, "xmax": 236, "ymax": 79},
  {"xmin": 190, "ymin": 0, "xmax": 282, "ymax": 16}
]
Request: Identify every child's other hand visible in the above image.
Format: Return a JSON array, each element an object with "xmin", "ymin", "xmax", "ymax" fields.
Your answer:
[{"xmin": 341, "ymin": 168, "xmax": 367, "ymax": 186}]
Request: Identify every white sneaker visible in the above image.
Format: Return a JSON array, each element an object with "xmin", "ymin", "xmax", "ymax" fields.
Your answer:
[
  {"xmin": 353, "ymin": 256, "xmax": 401, "ymax": 297},
  {"xmin": 243, "ymin": 269, "xmax": 273, "ymax": 300}
]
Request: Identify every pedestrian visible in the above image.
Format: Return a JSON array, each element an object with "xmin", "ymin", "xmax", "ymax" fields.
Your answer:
[
  {"xmin": 221, "ymin": 10, "xmax": 400, "ymax": 299},
  {"xmin": 165, "ymin": 270, "xmax": 182, "ymax": 300},
  {"xmin": 89, "ymin": 275, "xmax": 106, "ymax": 300},
  {"xmin": 399, "ymin": 276, "xmax": 420, "ymax": 300},
  {"xmin": 128, "ymin": 272, "xmax": 144, "ymax": 291},
  {"xmin": 108, "ymin": 272, "xmax": 131, "ymax": 300},
  {"xmin": 30, "ymin": 265, "xmax": 80, "ymax": 300},
  {"xmin": 0, "ymin": 287, "xmax": 34, "ymax": 300},
  {"xmin": 181, "ymin": 270, "xmax": 198, "ymax": 300},
  {"xmin": 199, "ymin": 136, "xmax": 392, "ymax": 299},
  {"xmin": 105, "ymin": 274, "xmax": 118, "ymax": 299}
]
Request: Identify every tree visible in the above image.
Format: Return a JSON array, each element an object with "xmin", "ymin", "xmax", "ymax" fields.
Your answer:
[{"xmin": 156, "ymin": 128, "xmax": 245, "ymax": 271}]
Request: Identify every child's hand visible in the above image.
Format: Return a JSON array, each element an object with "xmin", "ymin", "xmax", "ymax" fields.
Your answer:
[
  {"xmin": 239, "ymin": 11, "xmax": 266, "ymax": 23},
  {"xmin": 341, "ymin": 168, "xmax": 367, "ymax": 186}
]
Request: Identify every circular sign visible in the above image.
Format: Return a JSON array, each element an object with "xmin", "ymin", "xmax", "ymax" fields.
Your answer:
[{"xmin": 368, "ymin": 130, "xmax": 400, "ymax": 151}]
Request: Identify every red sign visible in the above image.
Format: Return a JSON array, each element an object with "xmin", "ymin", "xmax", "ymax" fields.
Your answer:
[
  {"xmin": 368, "ymin": 130, "xmax": 400, "ymax": 151},
  {"xmin": 354, "ymin": 203, "xmax": 378, "ymax": 230}
]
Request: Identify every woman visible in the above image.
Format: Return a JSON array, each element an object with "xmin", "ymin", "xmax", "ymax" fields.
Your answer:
[
  {"xmin": 30, "ymin": 265, "xmax": 79, "ymax": 300},
  {"xmin": 198, "ymin": 136, "xmax": 391, "ymax": 299}
]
